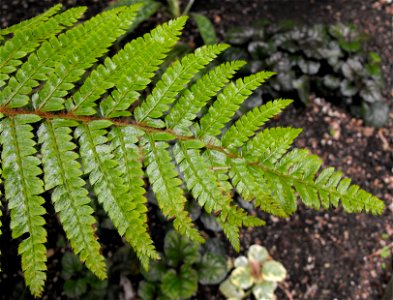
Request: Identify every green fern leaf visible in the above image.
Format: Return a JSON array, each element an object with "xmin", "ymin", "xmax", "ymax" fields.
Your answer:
[
  {"xmin": 68, "ymin": 16, "xmax": 187, "ymax": 116},
  {"xmin": 37, "ymin": 119, "xmax": 107, "ymax": 279},
  {"xmin": 166, "ymin": 61, "xmax": 246, "ymax": 134},
  {"xmin": 108, "ymin": 126, "xmax": 159, "ymax": 268},
  {"xmin": 135, "ymin": 43, "xmax": 229, "ymax": 126},
  {"xmin": 0, "ymin": 8, "xmax": 385, "ymax": 296},
  {"xmin": 33, "ymin": 6, "xmax": 141, "ymax": 112},
  {"xmin": 196, "ymin": 71, "xmax": 274, "ymax": 138},
  {"xmin": 0, "ymin": 114, "xmax": 47, "ymax": 297},
  {"xmin": 75, "ymin": 121, "xmax": 159, "ymax": 269},
  {"xmin": 181, "ymin": 143, "xmax": 265, "ymax": 249},
  {"xmin": 222, "ymin": 99, "xmax": 293, "ymax": 149},
  {"xmin": 220, "ymin": 221, "xmax": 241, "ymax": 251},
  {"xmin": 228, "ymin": 157, "xmax": 287, "ymax": 217},
  {"xmin": 0, "ymin": 7, "xmax": 86, "ymax": 88},
  {"xmin": 173, "ymin": 141, "xmax": 228, "ymax": 213},
  {"xmin": 0, "ymin": 6, "xmax": 137, "ymax": 110},
  {"xmin": 143, "ymin": 134, "xmax": 203, "ymax": 243},
  {"xmin": 0, "ymin": 4, "xmax": 62, "ymax": 39},
  {"xmin": 245, "ymin": 127, "xmax": 303, "ymax": 165},
  {"xmin": 100, "ymin": 10, "xmax": 181, "ymax": 118}
]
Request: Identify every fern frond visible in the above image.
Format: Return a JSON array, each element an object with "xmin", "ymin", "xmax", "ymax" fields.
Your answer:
[
  {"xmin": 0, "ymin": 114, "xmax": 47, "ymax": 297},
  {"xmin": 100, "ymin": 11, "xmax": 182, "ymax": 118},
  {"xmin": 222, "ymin": 99, "xmax": 293, "ymax": 149},
  {"xmin": 0, "ymin": 4, "xmax": 63, "ymax": 39},
  {"xmin": 196, "ymin": 71, "xmax": 274, "ymax": 138},
  {"xmin": 108, "ymin": 126, "xmax": 159, "ymax": 268},
  {"xmin": 75, "ymin": 121, "xmax": 159, "ymax": 269},
  {"xmin": 0, "ymin": 7, "xmax": 86, "ymax": 87},
  {"xmin": 218, "ymin": 204, "xmax": 265, "ymax": 252},
  {"xmin": 247, "ymin": 147, "xmax": 385, "ymax": 215},
  {"xmin": 0, "ymin": 6, "xmax": 137, "ymax": 109},
  {"xmin": 173, "ymin": 140, "xmax": 229, "ymax": 213},
  {"xmin": 228, "ymin": 157, "xmax": 287, "ymax": 217},
  {"xmin": 37, "ymin": 119, "xmax": 106, "ymax": 279},
  {"xmin": 33, "ymin": 5, "xmax": 141, "ymax": 112},
  {"xmin": 220, "ymin": 222, "xmax": 241, "ymax": 251},
  {"xmin": 289, "ymin": 150, "xmax": 384, "ymax": 213},
  {"xmin": 68, "ymin": 16, "xmax": 187, "ymax": 116},
  {"xmin": 194, "ymin": 145, "xmax": 265, "ymax": 249},
  {"xmin": 165, "ymin": 61, "xmax": 246, "ymax": 134},
  {"xmin": 245, "ymin": 127, "xmax": 303, "ymax": 165},
  {"xmin": 143, "ymin": 134, "xmax": 203, "ymax": 243},
  {"xmin": 0, "ymin": 8, "xmax": 385, "ymax": 296},
  {"xmin": 134, "ymin": 43, "xmax": 229, "ymax": 126}
]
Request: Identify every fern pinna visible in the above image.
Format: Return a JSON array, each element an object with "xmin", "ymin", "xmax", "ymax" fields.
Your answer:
[{"xmin": 0, "ymin": 4, "xmax": 385, "ymax": 297}]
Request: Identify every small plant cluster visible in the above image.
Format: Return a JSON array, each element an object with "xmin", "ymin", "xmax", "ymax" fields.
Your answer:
[
  {"xmin": 61, "ymin": 252, "xmax": 108, "ymax": 299},
  {"xmin": 225, "ymin": 21, "xmax": 388, "ymax": 127},
  {"xmin": 220, "ymin": 244, "xmax": 286, "ymax": 300},
  {"xmin": 138, "ymin": 230, "xmax": 228, "ymax": 300}
]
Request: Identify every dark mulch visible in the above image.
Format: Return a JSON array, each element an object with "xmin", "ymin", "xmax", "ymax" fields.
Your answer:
[{"xmin": 0, "ymin": 1, "xmax": 392, "ymax": 300}]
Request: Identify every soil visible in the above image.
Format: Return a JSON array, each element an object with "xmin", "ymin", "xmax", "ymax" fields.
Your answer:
[{"xmin": 0, "ymin": 1, "xmax": 392, "ymax": 300}]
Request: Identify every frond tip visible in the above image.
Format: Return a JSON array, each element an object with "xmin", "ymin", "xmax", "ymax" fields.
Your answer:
[{"xmin": 0, "ymin": 4, "xmax": 385, "ymax": 297}]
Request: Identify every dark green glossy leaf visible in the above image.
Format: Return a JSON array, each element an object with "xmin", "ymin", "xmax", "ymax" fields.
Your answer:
[
  {"xmin": 61, "ymin": 252, "xmax": 84, "ymax": 280},
  {"xmin": 197, "ymin": 252, "xmax": 228, "ymax": 284},
  {"xmin": 193, "ymin": 13, "xmax": 217, "ymax": 45},
  {"xmin": 360, "ymin": 80, "xmax": 382, "ymax": 103},
  {"xmin": 186, "ymin": 200, "xmax": 202, "ymax": 221},
  {"xmin": 164, "ymin": 230, "xmax": 200, "ymax": 267},
  {"xmin": 161, "ymin": 265, "xmax": 198, "ymax": 300},
  {"xmin": 248, "ymin": 41, "xmax": 276, "ymax": 59},
  {"xmin": 341, "ymin": 58, "xmax": 364, "ymax": 80},
  {"xmin": 201, "ymin": 237, "xmax": 226, "ymax": 257},
  {"xmin": 297, "ymin": 58, "xmax": 320, "ymax": 75},
  {"xmin": 141, "ymin": 258, "xmax": 167, "ymax": 282},
  {"xmin": 138, "ymin": 281, "xmax": 158, "ymax": 300},
  {"xmin": 64, "ymin": 279, "xmax": 87, "ymax": 298}
]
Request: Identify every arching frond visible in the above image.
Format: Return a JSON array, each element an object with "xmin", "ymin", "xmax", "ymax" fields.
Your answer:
[
  {"xmin": 38, "ymin": 119, "xmax": 106, "ymax": 279},
  {"xmin": 34, "ymin": 5, "xmax": 141, "ymax": 112},
  {"xmin": 166, "ymin": 61, "xmax": 246, "ymax": 134},
  {"xmin": 0, "ymin": 5, "xmax": 385, "ymax": 297},
  {"xmin": 75, "ymin": 121, "xmax": 159, "ymax": 269},
  {"xmin": 108, "ymin": 126, "xmax": 159, "ymax": 268},
  {"xmin": 135, "ymin": 43, "xmax": 230, "ymax": 126},
  {"xmin": 196, "ymin": 71, "xmax": 274, "ymax": 138},
  {"xmin": 245, "ymin": 127, "xmax": 303, "ymax": 165},
  {"xmin": 68, "ymin": 16, "xmax": 187, "ymax": 116},
  {"xmin": 222, "ymin": 99, "xmax": 293, "ymax": 149},
  {"xmin": 143, "ymin": 134, "xmax": 203, "ymax": 243},
  {"xmin": 0, "ymin": 114, "xmax": 47, "ymax": 297},
  {"xmin": 100, "ymin": 11, "xmax": 182, "ymax": 118},
  {"xmin": 0, "ymin": 4, "xmax": 63, "ymax": 39},
  {"xmin": 0, "ymin": 6, "xmax": 138, "ymax": 110},
  {"xmin": 0, "ymin": 7, "xmax": 86, "ymax": 87}
]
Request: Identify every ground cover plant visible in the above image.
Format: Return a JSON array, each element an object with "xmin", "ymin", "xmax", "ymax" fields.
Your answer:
[
  {"xmin": 138, "ymin": 231, "xmax": 227, "ymax": 300},
  {"xmin": 224, "ymin": 20, "xmax": 389, "ymax": 127},
  {"xmin": 0, "ymin": 3, "xmax": 386, "ymax": 297},
  {"xmin": 219, "ymin": 244, "xmax": 286, "ymax": 300}
]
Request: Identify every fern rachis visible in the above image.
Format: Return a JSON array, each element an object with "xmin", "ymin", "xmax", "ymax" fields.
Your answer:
[{"xmin": 0, "ymin": 4, "xmax": 385, "ymax": 297}]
